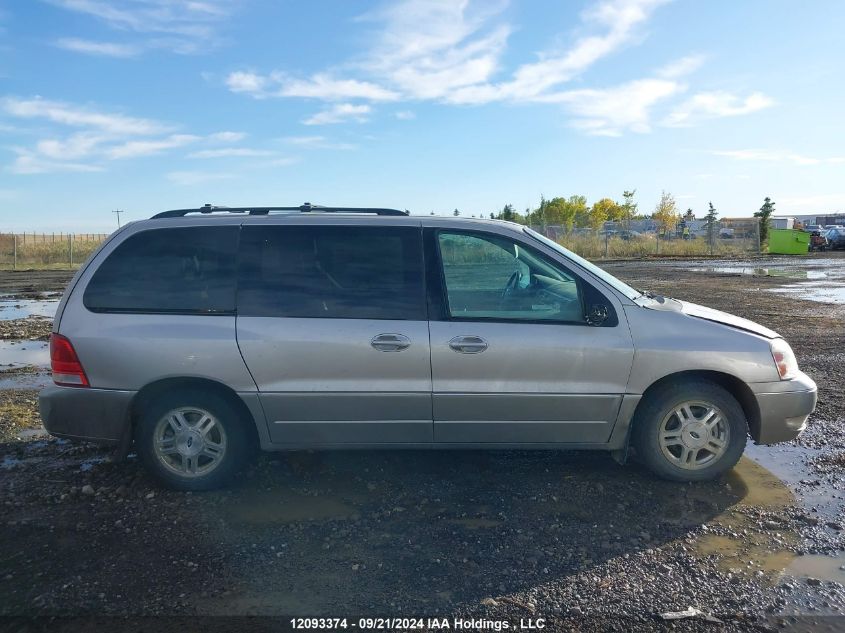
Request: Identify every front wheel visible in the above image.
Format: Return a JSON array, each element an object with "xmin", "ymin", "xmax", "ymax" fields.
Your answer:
[
  {"xmin": 632, "ymin": 381, "xmax": 747, "ymax": 481},
  {"xmin": 135, "ymin": 389, "xmax": 253, "ymax": 491}
]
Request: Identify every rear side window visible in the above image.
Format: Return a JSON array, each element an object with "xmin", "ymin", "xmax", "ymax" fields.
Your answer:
[
  {"xmin": 84, "ymin": 226, "xmax": 238, "ymax": 314},
  {"xmin": 238, "ymin": 225, "xmax": 425, "ymax": 320}
]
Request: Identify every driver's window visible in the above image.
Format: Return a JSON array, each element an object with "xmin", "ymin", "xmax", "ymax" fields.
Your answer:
[{"xmin": 437, "ymin": 231, "xmax": 584, "ymax": 322}]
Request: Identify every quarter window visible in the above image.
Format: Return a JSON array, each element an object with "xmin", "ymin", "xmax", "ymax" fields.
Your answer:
[
  {"xmin": 84, "ymin": 226, "xmax": 238, "ymax": 314},
  {"xmin": 238, "ymin": 226, "xmax": 425, "ymax": 320},
  {"xmin": 437, "ymin": 231, "xmax": 585, "ymax": 323}
]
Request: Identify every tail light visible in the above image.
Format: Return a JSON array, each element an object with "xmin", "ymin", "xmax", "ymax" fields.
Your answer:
[{"xmin": 50, "ymin": 333, "xmax": 89, "ymax": 387}]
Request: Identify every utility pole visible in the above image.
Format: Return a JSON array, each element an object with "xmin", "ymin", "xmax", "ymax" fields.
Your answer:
[{"xmin": 113, "ymin": 208, "xmax": 124, "ymax": 228}]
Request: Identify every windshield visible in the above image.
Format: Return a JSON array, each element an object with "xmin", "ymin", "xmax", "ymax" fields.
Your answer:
[{"xmin": 523, "ymin": 227, "xmax": 642, "ymax": 301}]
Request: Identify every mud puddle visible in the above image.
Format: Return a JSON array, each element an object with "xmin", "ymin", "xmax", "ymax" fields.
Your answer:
[
  {"xmin": 0, "ymin": 298, "xmax": 58, "ymax": 320},
  {"xmin": 0, "ymin": 341, "xmax": 49, "ymax": 368},
  {"xmin": 0, "ymin": 369, "xmax": 51, "ymax": 390},
  {"xmin": 690, "ymin": 267, "xmax": 829, "ymax": 279},
  {"xmin": 765, "ymin": 283, "xmax": 845, "ymax": 304},
  {"xmin": 693, "ymin": 457, "xmax": 798, "ymax": 582},
  {"xmin": 222, "ymin": 488, "xmax": 359, "ymax": 525}
]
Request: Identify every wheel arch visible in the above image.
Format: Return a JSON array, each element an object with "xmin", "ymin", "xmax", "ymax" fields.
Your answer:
[
  {"xmin": 128, "ymin": 376, "xmax": 260, "ymax": 450},
  {"xmin": 632, "ymin": 370, "xmax": 761, "ymax": 441}
]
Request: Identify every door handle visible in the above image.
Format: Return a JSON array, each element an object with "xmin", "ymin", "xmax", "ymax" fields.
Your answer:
[
  {"xmin": 371, "ymin": 333, "xmax": 411, "ymax": 352},
  {"xmin": 448, "ymin": 335, "xmax": 488, "ymax": 354}
]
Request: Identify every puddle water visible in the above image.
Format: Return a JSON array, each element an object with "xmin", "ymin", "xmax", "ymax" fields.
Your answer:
[
  {"xmin": 693, "ymin": 457, "xmax": 798, "ymax": 581},
  {"xmin": 0, "ymin": 371, "xmax": 52, "ymax": 389},
  {"xmin": 18, "ymin": 427, "xmax": 48, "ymax": 440},
  {"xmin": 223, "ymin": 490, "xmax": 357, "ymax": 525},
  {"xmin": 0, "ymin": 299, "xmax": 58, "ymax": 320},
  {"xmin": 0, "ymin": 341, "xmax": 49, "ymax": 368},
  {"xmin": 690, "ymin": 267, "xmax": 829, "ymax": 280},
  {"xmin": 765, "ymin": 283, "xmax": 845, "ymax": 304},
  {"xmin": 784, "ymin": 554, "xmax": 845, "ymax": 584}
]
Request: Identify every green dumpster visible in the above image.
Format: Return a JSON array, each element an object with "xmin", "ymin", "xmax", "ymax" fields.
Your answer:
[{"xmin": 768, "ymin": 228, "xmax": 810, "ymax": 255}]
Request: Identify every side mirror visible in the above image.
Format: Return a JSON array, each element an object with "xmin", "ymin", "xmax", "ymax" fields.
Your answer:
[{"xmin": 585, "ymin": 304, "xmax": 609, "ymax": 326}]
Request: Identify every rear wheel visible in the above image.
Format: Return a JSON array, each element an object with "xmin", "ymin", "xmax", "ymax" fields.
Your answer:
[
  {"xmin": 135, "ymin": 389, "xmax": 252, "ymax": 491},
  {"xmin": 632, "ymin": 380, "xmax": 747, "ymax": 481}
]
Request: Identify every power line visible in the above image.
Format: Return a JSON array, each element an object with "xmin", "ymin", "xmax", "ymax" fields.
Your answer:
[{"xmin": 112, "ymin": 208, "xmax": 124, "ymax": 228}]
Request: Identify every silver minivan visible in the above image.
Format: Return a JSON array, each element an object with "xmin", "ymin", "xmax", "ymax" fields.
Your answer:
[{"xmin": 39, "ymin": 205, "xmax": 817, "ymax": 490}]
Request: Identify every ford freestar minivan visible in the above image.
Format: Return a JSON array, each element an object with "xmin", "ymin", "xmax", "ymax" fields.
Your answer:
[{"xmin": 39, "ymin": 204, "xmax": 817, "ymax": 490}]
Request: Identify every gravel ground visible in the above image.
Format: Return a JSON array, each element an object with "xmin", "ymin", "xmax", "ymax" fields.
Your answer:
[
  {"xmin": 0, "ymin": 260, "xmax": 843, "ymax": 632},
  {"xmin": 0, "ymin": 316, "xmax": 52, "ymax": 341}
]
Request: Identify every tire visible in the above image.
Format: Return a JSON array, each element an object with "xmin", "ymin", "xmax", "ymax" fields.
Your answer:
[
  {"xmin": 632, "ymin": 380, "xmax": 747, "ymax": 482},
  {"xmin": 135, "ymin": 388, "xmax": 253, "ymax": 491}
]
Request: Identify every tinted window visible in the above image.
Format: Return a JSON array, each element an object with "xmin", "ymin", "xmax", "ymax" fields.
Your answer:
[
  {"xmin": 437, "ymin": 231, "xmax": 585, "ymax": 323},
  {"xmin": 84, "ymin": 226, "xmax": 238, "ymax": 313},
  {"xmin": 238, "ymin": 226, "xmax": 425, "ymax": 320}
]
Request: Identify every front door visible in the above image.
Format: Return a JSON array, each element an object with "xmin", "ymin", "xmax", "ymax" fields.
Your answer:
[
  {"xmin": 428, "ymin": 228, "xmax": 633, "ymax": 444},
  {"xmin": 236, "ymin": 222, "xmax": 432, "ymax": 445}
]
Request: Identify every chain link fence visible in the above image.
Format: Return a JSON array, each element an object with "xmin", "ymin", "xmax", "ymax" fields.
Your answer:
[
  {"xmin": 0, "ymin": 233, "xmax": 109, "ymax": 270},
  {"xmin": 530, "ymin": 218, "xmax": 761, "ymax": 259},
  {"xmin": 0, "ymin": 219, "xmax": 764, "ymax": 269}
]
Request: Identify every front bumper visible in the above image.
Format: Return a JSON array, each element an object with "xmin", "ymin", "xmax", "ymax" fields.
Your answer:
[
  {"xmin": 752, "ymin": 372, "xmax": 818, "ymax": 444},
  {"xmin": 39, "ymin": 384, "xmax": 135, "ymax": 445}
]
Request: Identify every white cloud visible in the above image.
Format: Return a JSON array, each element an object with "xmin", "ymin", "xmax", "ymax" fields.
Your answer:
[
  {"xmin": 281, "ymin": 136, "xmax": 357, "ymax": 150},
  {"xmin": 208, "ymin": 131, "xmax": 246, "ymax": 142},
  {"xmin": 657, "ymin": 54, "xmax": 705, "ymax": 79},
  {"xmin": 166, "ymin": 170, "xmax": 237, "ymax": 186},
  {"xmin": 666, "ymin": 91, "xmax": 773, "ymax": 126},
  {"xmin": 224, "ymin": 71, "xmax": 399, "ymax": 101},
  {"xmin": 2, "ymin": 96, "xmax": 170, "ymax": 135},
  {"xmin": 47, "ymin": 0, "xmax": 234, "ymax": 54},
  {"xmin": 452, "ymin": 0, "xmax": 669, "ymax": 104},
  {"xmin": 302, "ymin": 104, "xmax": 371, "ymax": 126},
  {"xmin": 361, "ymin": 0, "xmax": 512, "ymax": 101},
  {"xmin": 711, "ymin": 148, "xmax": 844, "ymax": 166},
  {"xmin": 225, "ymin": 71, "xmax": 267, "ymax": 95},
  {"xmin": 2, "ymin": 95, "xmax": 251, "ymax": 173},
  {"xmin": 276, "ymin": 73, "xmax": 399, "ymax": 101},
  {"xmin": 35, "ymin": 132, "xmax": 108, "ymax": 159},
  {"xmin": 223, "ymin": 0, "xmax": 688, "ymax": 135},
  {"xmin": 10, "ymin": 149, "xmax": 104, "ymax": 174},
  {"xmin": 188, "ymin": 147, "xmax": 275, "ymax": 158},
  {"xmin": 540, "ymin": 77, "xmax": 683, "ymax": 136},
  {"xmin": 106, "ymin": 134, "xmax": 200, "ymax": 159},
  {"xmin": 394, "ymin": 110, "xmax": 416, "ymax": 120},
  {"xmin": 54, "ymin": 38, "xmax": 139, "ymax": 57}
]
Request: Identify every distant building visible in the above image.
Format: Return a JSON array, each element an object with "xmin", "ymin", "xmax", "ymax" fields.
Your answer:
[
  {"xmin": 720, "ymin": 217, "xmax": 760, "ymax": 238},
  {"xmin": 771, "ymin": 217, "xmax": 796, "ymax": 229},
  {"xmin": 816, "ymin": 214, "xmax": 845, "ymax": 226}
]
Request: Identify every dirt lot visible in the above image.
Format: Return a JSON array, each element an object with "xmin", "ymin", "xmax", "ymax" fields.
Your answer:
[{"xmin": 1, "ymin": 259, "xmax": 844, "ymax": 632}]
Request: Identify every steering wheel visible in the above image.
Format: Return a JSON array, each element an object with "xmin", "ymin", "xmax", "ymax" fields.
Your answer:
[{"xmin": 500, "ymin": 270, "xmax": 520, "ymax": 306}]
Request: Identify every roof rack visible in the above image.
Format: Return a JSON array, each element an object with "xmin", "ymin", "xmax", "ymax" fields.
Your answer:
[{"xmin": 152, "ymin": 202, "xmax": 409, "ymax": 219}]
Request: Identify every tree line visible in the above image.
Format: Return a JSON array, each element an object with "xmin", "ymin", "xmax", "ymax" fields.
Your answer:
[{"xmin": 439, "ymin": 191, "xmax": 778, "ymax": 242}]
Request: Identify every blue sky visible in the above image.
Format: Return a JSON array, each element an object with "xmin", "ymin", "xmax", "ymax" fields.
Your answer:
[{"xmin": 1, "ymin": 0, "xmax": 843, "ymax": 231}]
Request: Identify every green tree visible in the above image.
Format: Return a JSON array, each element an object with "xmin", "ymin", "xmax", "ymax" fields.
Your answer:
[
  {"xmin": 705, "ymin": 201, "xmax": 718, "ymax": 254},
  {"xmin": 621, "ymin": 190, "xmax": 638, "ymax": 226},
  {"xmin": 590, "ymin": 198, "xmax": 623, "ymax": 229},
  {"xmin": 501, "ymin": 203, "xmax": 516, "ymax": 221},
  {"xmin": 652, "ymin": 190, "xmax": 679, "ymax": 232},
  {"xmin": 453, "ymin": 208, "xmax": 460, "ymax": 217},
  {"xmin": 754, "ymin": 197, "xmax": 775, "ymax": 244}
]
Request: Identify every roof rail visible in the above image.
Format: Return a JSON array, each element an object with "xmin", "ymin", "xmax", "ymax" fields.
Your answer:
[{"xmin": 151, "ymin": 202, "xmax": 409, "ymax": 219}]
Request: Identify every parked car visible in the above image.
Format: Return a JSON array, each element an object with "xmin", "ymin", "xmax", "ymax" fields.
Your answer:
[
  {"xmin": 809, "ymin": 230, "xmax": 828, "ymax": 251},
  {"xmin": 825, "ymin": 228, "xmax": 845, "ymax": 249},
  {"xmin": 40, "ymin": 204, "xmax": 817, "ymax": 490}
]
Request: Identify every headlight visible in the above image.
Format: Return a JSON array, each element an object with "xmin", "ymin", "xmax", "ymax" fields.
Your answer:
[{"xmin": 771, "ymin": 338, "xmax": 799, "ymax": 380}]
